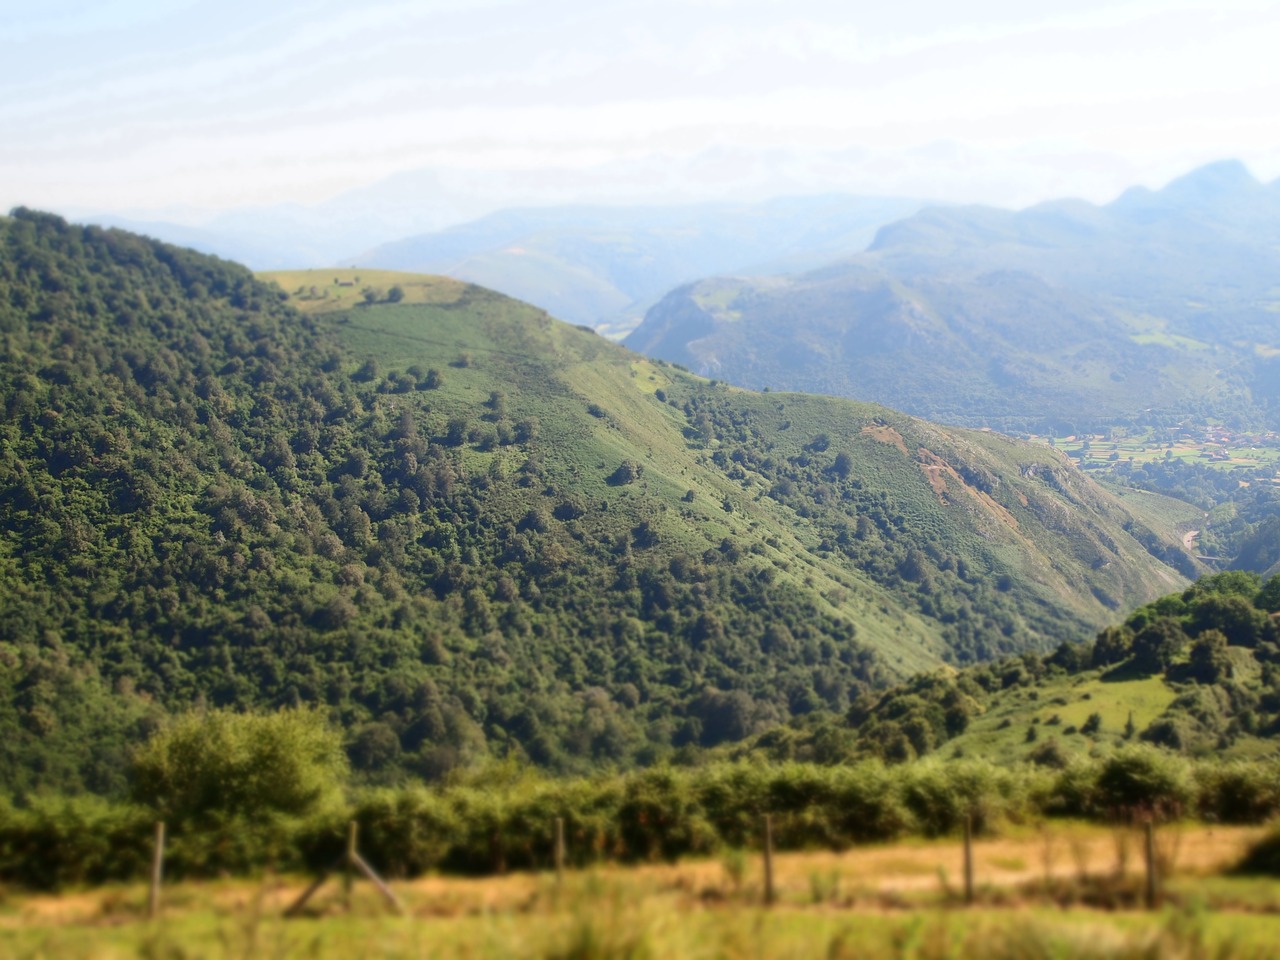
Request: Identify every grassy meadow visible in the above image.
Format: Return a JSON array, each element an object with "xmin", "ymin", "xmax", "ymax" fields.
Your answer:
[
  {"xmin": 5, "ymin": 824, "xmax": 1280, "ymax": 959},
  {"xmin": 262, "ymin": 269, "xmax": 472, "ymax": 314},
  {"xmin": 940, "ymin": 672, "xmax": 1179, "ymax": 763}
]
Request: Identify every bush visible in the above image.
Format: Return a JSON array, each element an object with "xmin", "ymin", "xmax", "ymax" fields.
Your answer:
[
  {"xmin": 1194, "ymin": 762, "xmax": 1280, "ymax": 824},
  {"xmin": 0, "ymin": 796, "xmax": 153, "ymax": 890},
  {"xmin": 1091, "ymin": 747, "xmax": 1191, "ymax": 820},
  {"xmin": 826, "ymin": 762, "xmax": 914, "ymax": 843},
  {"xmin": 1234, "ymin": 824, "xmax": 1280, "ymax": 875},
  {"xmin": 343, "ymin": 788, "xmax": 461, "ymax": 877},
  {"xmin": 617, "ymin": 767, "xmax": 716, "ymax": 862},
  {"xmin": 895, "ymin": 760, "xmax": 1023, "ymax": 836}
]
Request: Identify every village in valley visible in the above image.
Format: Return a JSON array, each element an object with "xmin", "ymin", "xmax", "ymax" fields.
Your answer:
[{"xmin": 1033, "ymin": 423, "xmax": 1280, "ymax": 477}]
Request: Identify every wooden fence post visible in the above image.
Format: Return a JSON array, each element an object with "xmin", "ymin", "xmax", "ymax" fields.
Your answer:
[
  {"xmin": 286, "ymin": 819, "xmax": 403, "ymax": 917},
  {"xmin": 149, "ymin": 821, "xmax": 165, "ymax": 920},
  {"xmin": 762, "ymin": 813, "xmax": 775, "ymax": 906},
  {"xmin": 555, "ymin": 817, "xmax": 565, "ymax": 883},
  {"xmin": 1144, "ymin": 820, "xmax": 1158, "ymax": 910},
  {"xmin": 344, "ymin": 821, "xmax": 357, "ymax": 909},
  {"xmin": 963, "ymin": 814, "xmax": 975, "ymax": 905}
]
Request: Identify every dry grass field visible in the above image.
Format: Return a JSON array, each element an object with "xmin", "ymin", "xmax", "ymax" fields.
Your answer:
[{"xmin": 4, "ymin": 823, "xmax": 1280, "ymax": 959}]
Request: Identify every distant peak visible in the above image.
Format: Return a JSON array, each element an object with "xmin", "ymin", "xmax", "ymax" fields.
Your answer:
[
  {"xmin": 1159, "ymin": 159, "xmax": 1261, "ymax": 200},
  {"xmin": 1109, "ymin": 159, "xmax": 1263, "ymax": 216}
]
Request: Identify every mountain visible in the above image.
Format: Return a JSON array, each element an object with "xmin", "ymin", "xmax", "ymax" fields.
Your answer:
[
  {"xmin": 346, "ymin": 196, "xmax": 924, "ymax": 336},
  {"xmin": 626, "ymin": 161, "xmax": 1280, "ymax": 434},
  {"xmin": 0, "ymin": 210, "xmax": 1189, "ymax": 796}
]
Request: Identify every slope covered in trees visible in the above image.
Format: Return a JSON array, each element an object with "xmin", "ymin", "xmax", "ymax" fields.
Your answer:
[
  {"xmin": 0, "ymin": 211, "xmax": 1189, "ymax": 796},
  {"xmin": 760, "ymin": 571, "xmax": 1280, "ymax": 767}
]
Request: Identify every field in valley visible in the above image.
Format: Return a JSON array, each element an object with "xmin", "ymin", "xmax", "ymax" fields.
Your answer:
[{"xmin": 6, "ymin": 824, "xmax": 1280, "ymax": 959}]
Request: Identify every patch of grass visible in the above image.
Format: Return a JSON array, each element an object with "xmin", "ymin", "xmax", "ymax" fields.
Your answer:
[
  {"xmin": 946, "ymin": 671, "xmax": 1177, "ymax": 762},
  {"xmin": 262, "ymin": 268, "xmax": 468, "ymax": 314}
]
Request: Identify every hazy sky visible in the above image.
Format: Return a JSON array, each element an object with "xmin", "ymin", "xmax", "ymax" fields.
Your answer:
[{"xmin": 4, "ymin": 0, "xmax": 1279, "ymax": 222}]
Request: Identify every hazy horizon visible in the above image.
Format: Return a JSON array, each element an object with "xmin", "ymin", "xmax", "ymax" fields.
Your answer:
[{"xmin": 4, "ymin": 0, "xmax": 1280, "ymax": 231}]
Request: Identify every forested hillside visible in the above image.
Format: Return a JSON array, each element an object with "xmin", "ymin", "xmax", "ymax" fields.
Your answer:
[
  {"xmin": 0, "ymin": 211, "xmax": 1188, "ymax": 797},
  {"xmin": 751, "ymin": 571, "xmax": 1280, "ymax": 768}
]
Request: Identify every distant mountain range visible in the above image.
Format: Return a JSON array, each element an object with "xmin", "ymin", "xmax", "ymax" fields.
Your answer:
[
  {"xmin": 626, "ymin": 160, "xmax": 1280, "ymax": 434},
  {"xmin": 346, "ymin": 196, "xmax": 923, "ymax": 335},
  {"xmin": 82, "ymin": 194, "xmax": 923, "ymax": 337}
]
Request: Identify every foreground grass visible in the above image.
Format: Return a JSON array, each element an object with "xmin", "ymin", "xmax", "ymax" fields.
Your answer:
[
  {"xmin": 20, "ymin": 911, "xmax": 1280, "ymax": 960},
  {"xmin": 4, "ymin": 826, "xmax": 1280, "ymax": 959},
  {"xmin": 10, "ymin": 899, "xmax": 1280, "ymax": 960}
]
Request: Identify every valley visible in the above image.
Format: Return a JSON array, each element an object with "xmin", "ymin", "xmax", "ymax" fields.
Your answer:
[
  {"xmin": 9, "ymin": 2, "xmax": 1280, "ymax": 953},
  {"xmin": 4, "ymin": 163, "xmax": 1280, "ymax": 933}
]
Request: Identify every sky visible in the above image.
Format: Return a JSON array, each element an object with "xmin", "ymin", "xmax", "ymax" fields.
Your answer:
[{"xmin": 3, "ymin": 0, "xmax": 1280, "ymax": 226}]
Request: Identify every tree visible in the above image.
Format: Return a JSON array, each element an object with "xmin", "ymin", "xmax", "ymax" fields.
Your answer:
[
  {"xmin": 130, "ymin": 708, "xmax": 347, "ymax": 825},
  {"xmin": 387, "ymin": 285, "xmax": 405, "ymax": 303},
  {"xmin": 1188, "ymin": 629, "xmax": 1232, "ymax": 684},
  {"xmin": 1192, "ymin": 595, "xmax": 1266, "ymax": 647},
  {"xmin": 1130, "ymin": 618, "xmax": 1187, "ymax": 674},
  {"xmin": 1091, "ymin": 626, "xmax": 1133, "ymax": 667},
  {"xmin": 1257, "ymin": 574, "xmax": 1280, "ymax": 613}
]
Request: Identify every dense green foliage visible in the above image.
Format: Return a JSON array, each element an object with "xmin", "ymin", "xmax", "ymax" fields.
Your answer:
[
  {"xmin": 0, "ymin": 211, "xmax": 1187, "ymax": 795},
  {"xmin": 131, "ymin": 708, "xmax": 347, "ymax": 825},
  {"xmin": 781, "ymin": 572, "xmax": 1280, "ymax": 765},
  {"xmin": 0, "ymin": 748, "xmax": 1271, "ymax": 890}
]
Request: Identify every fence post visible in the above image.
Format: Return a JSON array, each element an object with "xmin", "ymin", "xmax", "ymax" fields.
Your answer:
[
  {"xmin": 345, "ymin": 821, "xmax": 357, "ymax": 909},
  {"xmin": 1144, "ymin": 820, "xmax": 1158, "ymax": 910},
  {"xmin": 963, "ymin": 814, "xmax": 975, "ymax": 905},
  {"xmin": 762, "ymin": 813, "xmax": 775, "ymax": 906},
  {"xmin": 555, "ymin": 817, "xmax": 565, "ymax": 883},
  {"xmin": 149, "ymin": 821, "xmax": 166, "ymax": 920}
]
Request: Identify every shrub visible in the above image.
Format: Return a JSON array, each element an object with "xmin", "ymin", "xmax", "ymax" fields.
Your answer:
[
  {"xmin": 1091, "ymin": 747, "xmax": 1190, "ymax": 820},
  {"xmin": 897, "ymin": 760, "xmax": 1024, "ymax": 836},
  {"xmin": 826, "ymin": 762, "xmax": 914, "ymax": 844},
  {"xmin": 1234, "ymin": 824, "xmax": 1280, "ymax": 875},
  {"xmin": 0, "ymin": 796, "xmax": 152, "ymax": 890},
  {"xmin": 1194, "ymin": 762, "xmax": 1280, "ymax": 824},
  {"xmin": 616, "ymin": 767, "xmax": 716, "ymax": 862}
]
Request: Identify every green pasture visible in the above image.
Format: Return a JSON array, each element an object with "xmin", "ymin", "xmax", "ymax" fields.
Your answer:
[
  {"xmin": 261, "ymin": 268, "xmax": 469, "ymax": 314},
  {"xmin": 945, "ymin": 671, "xmax": 1178, "ymax": 763},
  {"xmin": 1036, "ymin": 434, "xmax": 1280, "ymax": 472}
]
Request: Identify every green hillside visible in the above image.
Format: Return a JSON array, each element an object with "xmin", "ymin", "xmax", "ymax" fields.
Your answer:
[
  {"xmin": 0, "ymin": 212, "xmax": 1189, "ymax": 796},
  {"xmin": 750, "ymin": 571, "xmax": 1280, "ymax": 767}
]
